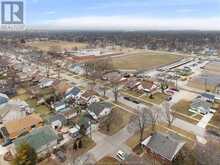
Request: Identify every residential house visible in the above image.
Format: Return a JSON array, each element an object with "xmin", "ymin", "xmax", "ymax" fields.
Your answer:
[
  {"xmin": 68, "ymin": 124, "xmax": 81, "ymax": 139},
  {"xmin": 201, "ymin": 93, "xmax": 215, "ymax": 103},
  {"xmin": 137, "ymin": 80, "xmax": 157, "ymax": 93},
  {"xmin": 0, "ymin": 114, "xmax": 43, "ymax": 140},
  {"xmin": 0, "ymin": 93, "xmax": 9, "ymax": 106},
  {"xmin": 59, "ymin": 108, "xmax": 77, "ymax": 120},
  {"xmin": 39, "ymin": 78, "xmax": 55, "ymax": 89},
  {"xmin": 125, "ymin": 78, "xmax": 141, "ymax": 90},
  {"xmin": 141, "ymin": 132, "xmax": 185, "ymax": 165},
  {"xmin": 47, "ymin": 114, "xmax": 67, "ymax": 130},
  {"xmin": 68, "ymin": 63, "xmax": 85, "ymax": 75},
  {"xmin": 52, "ymin": 100, "xmax": 67, "ymax": 112},
  {"xmin": 0, "ymin": 87, "xmax": 16, "ymax": 97},
  {"xmin": 102, "ymin": 71, "xmax": 125, "ymax": 83},
  {"xmin": 81, "ymin": 90, "xmax": 100, "ymax": 105},
  {"xmin": 88, "ymin": 102, "xmax": 112, "ymax": 120},
  {"xmin": 64, "ymin": 87, "xmax": 81, "ymax": 100},
  {"xmin": 190, "ymin": 99, "xmax": 211, "ymax": 115},
  {"xmin": 13, "ymin": 126, "xmax": 59, "ymax": 156}
]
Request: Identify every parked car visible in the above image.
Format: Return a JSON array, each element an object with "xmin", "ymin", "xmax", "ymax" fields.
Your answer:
[
  {"xmin": 170, "ymin": 88, "xmax": 179, "ymax": 92},
  {"xmin": 124, "ymin": 96, "xmax": 140, "ymax": 104},
  {"xmin": 116, "ymin": 150, "xmax": 126, "ymax": 160},
  {"xmin": 124, "ymin": 96, "xmax": 131, "ymax": 101}
]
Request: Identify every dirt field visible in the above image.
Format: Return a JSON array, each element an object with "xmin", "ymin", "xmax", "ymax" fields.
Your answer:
[
  {"xmin": 112, "ymin": 52, "xmax": 183, "ymax": 70},
  {"xmin": 26, "ymin": 40, "xmax": 88, "ymax": 52}
]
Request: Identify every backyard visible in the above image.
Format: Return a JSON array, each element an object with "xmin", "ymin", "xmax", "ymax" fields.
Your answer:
[
  {"xmin": 12, "ymin": 88, "xmax": 53, "ymax": 120},
  {"xmin": 99, "ymin": 106, "xmax": 133, "ymax": 136}
]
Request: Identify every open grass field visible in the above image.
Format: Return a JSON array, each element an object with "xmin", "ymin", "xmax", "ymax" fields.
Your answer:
[
  {"xmin": 26, "ymin": 40, "xmax": 88, "ymax": 52},
  {"xmin": 112, "ymin": 52, "xmax": 183, "ymax": 70}
]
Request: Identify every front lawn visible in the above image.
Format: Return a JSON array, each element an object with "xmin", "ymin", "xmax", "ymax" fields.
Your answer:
[
  {"xmin": 140, "ymin": 92, "xmax": 168, "ymax": 104},
  {"xmin": 172, "ymin": 100, "xmax": 193, "ymax": 116}
]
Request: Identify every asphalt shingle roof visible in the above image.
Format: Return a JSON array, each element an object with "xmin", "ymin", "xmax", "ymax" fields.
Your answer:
[
  {"xmin": 0, "ymin": 93, "xmax": 9, "ymax": 105},
  {"xmin": 88, "ymin": 102, "xmax": 112, "ymax": 116},
  {"xmin": 14, "ymin": 126, "xmax": 59, "ymax": 153},
  {"xmin": 144, "ymin": 132, "xmax": 185, "ymax": 161},
  {"xmin": 64, "ymin": 87, "xmax": 80, "ymax": 98}
]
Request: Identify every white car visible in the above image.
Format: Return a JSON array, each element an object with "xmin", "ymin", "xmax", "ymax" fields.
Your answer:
[{"xmin": 116, "ymin": 150, "xmax": 126, "ymax": 160}]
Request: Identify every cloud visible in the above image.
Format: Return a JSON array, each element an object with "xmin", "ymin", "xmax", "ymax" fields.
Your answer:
[{"xmin": 34, "ymin": 16, "xmax": 220, "ymax": 30}]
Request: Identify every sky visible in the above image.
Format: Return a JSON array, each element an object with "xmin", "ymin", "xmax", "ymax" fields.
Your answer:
[{"xmin": 24, "ymin": 0, "xmax": 220, "ymax": 30}]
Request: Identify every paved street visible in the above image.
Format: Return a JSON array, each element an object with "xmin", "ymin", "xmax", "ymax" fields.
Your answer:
[{"xmin": 78, "ymin": 126, "xmax": 134, "ymax": 163}]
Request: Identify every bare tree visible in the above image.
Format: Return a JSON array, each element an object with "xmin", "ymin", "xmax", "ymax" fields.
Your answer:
[
  {"xmin": 128, "ymin": 106, "xmax": 159, "ymax": 144},
  {"xmin": 100, "ymin": 85, "xmax": 107, "ymax": 97},
  {"xmin": 83, "ymin": 61, "xmax": 95, "ymax": 78},
  {"xmin": 163, "ymin": 101, "xmax": 176, "ymax": 127},
  {"xmin": 148, "ymin": 106, "xmax": 159, "ymax": 131},
  {"xmin": 112, "ymin": 82, "xmax": 119, "ymax": 103}
]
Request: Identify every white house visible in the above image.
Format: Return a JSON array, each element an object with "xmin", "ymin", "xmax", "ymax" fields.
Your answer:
[
  {"xmin": 51, "ymin": 101, "xmax": 66, "ymax": 112},
  {"xmin": 88, "ymin": 102, "xmax": 112, "ymax": 120},
  {"xmin": 39, "ymin": 79, "xmax": 54, "ymax": 88}
]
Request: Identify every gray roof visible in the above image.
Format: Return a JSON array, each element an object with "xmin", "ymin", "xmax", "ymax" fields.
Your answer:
[
  {"xmin": 64, "ymin": 87, "xmax": 80, "ymax": 98},
  {"xmin": 143, "ymin": 132, "xmax": 185, "ymax": 161},
  {"xmin": 54, "ymin": 100, "xmax": 65, "ymax": 108},
  {"xmin": 14, "ymin": 126, "xmax": 59, "ymax": 153},
  {"xmin": 0, "ymin": 93, "xmax": 9, "ymax": 105},
  {"xmin": 191, "ymin": 99, "xmax": 211, "ymax": 113},
  {"xmin": 201, "ymin": 93, "xmax": 215, "ymax": 100},
  {"xmin": 88, "ymin": 102, "xmax": 112, "ymax": 116},
  {"xmin": 47, "ymin": 114, "xmax": 67, "ymax": 125}
]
